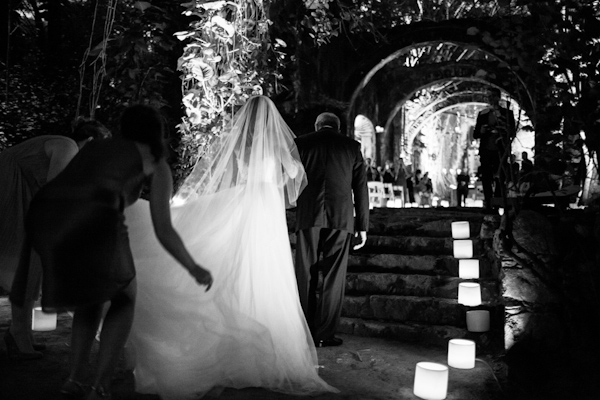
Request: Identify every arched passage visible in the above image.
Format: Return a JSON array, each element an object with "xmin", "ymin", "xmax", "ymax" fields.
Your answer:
[{"xmin": 345, "ymin": 36, "xmax": 537, "ymax": 205}]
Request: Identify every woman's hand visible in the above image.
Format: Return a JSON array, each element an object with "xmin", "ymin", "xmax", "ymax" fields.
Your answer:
[{"xmin": 188, "ymin": 264, "xmax": 213, "ymax": 291}]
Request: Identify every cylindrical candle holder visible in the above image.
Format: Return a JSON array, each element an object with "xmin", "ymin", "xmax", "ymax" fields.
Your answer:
[
  {"xmin": 459, "ymin": 259, "xmax": 480, "ymax": 279},
  {"xmin": 466, "ymin": 310, "xmax": 490, "ymax": 332},
  {"xmin": 453, "ymin": 239, "xmax": 473, "ymax": 259},
  {"xmin": 32, "ymin": 307, "xmax": 57, "ymax": 331},
  {"xmin": 413, "ymin": 362, "xmax": 448, "ymax": 400},
  {"xmin": 448, "ymin": 339, "xmax": 476, "ymax": 369},
  {"xmin": 458, "ymin": 282, "xmax": 481, "ymax": 306},
  {"xmin": 451, "ymin": 221, "xmax": 470, "ymax": 239}
]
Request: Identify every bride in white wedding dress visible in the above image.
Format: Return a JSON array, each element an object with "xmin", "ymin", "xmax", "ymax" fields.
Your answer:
[{"xmin": 124, "ymin": 96, "xmax": 338, "ymax": 399}]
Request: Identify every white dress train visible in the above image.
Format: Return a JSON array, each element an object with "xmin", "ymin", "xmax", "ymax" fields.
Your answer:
[{"xmin": 125, "ymin": 182, "xmax": 337, "ymax": 399}]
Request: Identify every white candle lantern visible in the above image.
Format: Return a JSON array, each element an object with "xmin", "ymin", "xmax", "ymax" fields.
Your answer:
[
  {"xmin": 458, "ymin": 259, "xmax": 480, "ymax": 279},
  {"xmin": 458, "ymin": 282, "xmax": 481, "ymax": 306},
  {"xmin": 448, "ymin": 339, "xmax": 476, "ymax": 369},
  {"xmin": 466, "ymin": 310, "xmax": 491, "ymax": 332},
  {"xmin": 451, "ymin": 221, "xmax": 470, "ymax": 239},
  {"xmin": 453, "ymin": 240, "xmax": 473, "ymax": 259},
  {"xmin": 413, "ymin": 362, "xmax": 448, "ymax": 400},
  {"xmin": 32, "ymin": 307, "xmax": 57, "ymax": 331}
]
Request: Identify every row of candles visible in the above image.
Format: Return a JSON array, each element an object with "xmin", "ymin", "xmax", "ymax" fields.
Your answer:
[{"xmin": 412, "ymin": 220, "xmax": 490, "ymax": 400}]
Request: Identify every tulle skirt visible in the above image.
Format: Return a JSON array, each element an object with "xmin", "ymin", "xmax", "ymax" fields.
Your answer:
[{"xmin": 125, "ymin": 184, "xmax": 337, "ymax": 399}]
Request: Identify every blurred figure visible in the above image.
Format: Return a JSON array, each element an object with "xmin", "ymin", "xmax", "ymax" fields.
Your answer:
[
  {"xmin": 382, "ymin": 160, "xmax": 395, "ymax": 184},
  {"xmin": 0, "ymin": 119, "xmax": 110, "ymax": 361},
  {"xmin": 520, "ymin": 151, "xmax": 533, "ymax": 180},
  {"xmin": 393, "ymin": 157, "xmax": 409, "ymax": 204},
  {"xmin": 456, "ymin": 169, "xmax": 470, "ymax": 207},
  {"xmin": 365, "ymin": 158, "xmax": 380, "ymax": 181},
  {"xmin": 27, "ymin": 105, "xmax": 212, "ymax": 399},
  {"xmin": 417, "ymin": 171, "xmax": 433, "ymax": 207},
  {"xmin": 412, "ymin": 169, "xmax": 422, "ymax": 204}
]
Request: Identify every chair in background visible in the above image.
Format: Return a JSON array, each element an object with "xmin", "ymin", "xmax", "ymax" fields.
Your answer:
[
  {"xmin": 367, "ymin": 181, "xmax": 385, "ymax": 208},
  {"xmin": 392, "ymin": 185, "xmax": 405, "ymax": 207},
  {"xmin": 383, "ymin": 183, "xmax": 395, "ymax": 207}
]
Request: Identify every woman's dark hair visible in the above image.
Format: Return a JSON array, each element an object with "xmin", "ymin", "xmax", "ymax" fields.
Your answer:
[
  {"xmin": 71, "ymin": 118, "xmax": 112, "ymax": 142},
  {"xmin": 119, "ymin": 104, "xmax": 166, "ymax": 161}
]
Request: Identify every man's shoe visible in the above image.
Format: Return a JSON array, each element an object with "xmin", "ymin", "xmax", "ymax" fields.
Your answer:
[{"xmin": 316, "ymin": 337, "xmax": 343, "ymax": 347}]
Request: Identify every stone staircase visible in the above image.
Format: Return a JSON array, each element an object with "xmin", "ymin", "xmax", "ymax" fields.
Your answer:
[{"xmin": 288, "ymin": 207, "xmax": 505, "ymax": 354}]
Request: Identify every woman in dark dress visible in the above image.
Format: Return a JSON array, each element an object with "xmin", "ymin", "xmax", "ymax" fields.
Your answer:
[
  {"xmin": 27, "ymin": 105, "xmax": 213, "ymax": 400},
  {"xmin": 0, "ymin": 119, "xmax": 110, "ymax": 360}
]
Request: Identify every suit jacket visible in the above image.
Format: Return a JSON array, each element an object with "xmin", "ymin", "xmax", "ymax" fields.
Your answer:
[
  {"xmin": 473, "ymin": 106, "xmax": 516, "ymax": 154},
  {"xmin": 294, "ymin": 128, "xmax": 369, "ymax": 233}
]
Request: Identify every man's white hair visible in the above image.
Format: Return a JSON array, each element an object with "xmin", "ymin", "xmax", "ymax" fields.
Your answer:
[{"xmin": 315, "ymin": 112, "xmax": 340, "ymax": 131}]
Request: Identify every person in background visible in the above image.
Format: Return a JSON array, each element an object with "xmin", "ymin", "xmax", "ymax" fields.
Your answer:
[
  {"xmin": 412, "ymin": 169, "xmax": 422, "ymax": 204},
  {"xmin": 382, "ymin": 160, "xmax": 395, "ymax": 184},
  {"xmin": 26, "ymin": 105, "xmax": 212, "ymax": 399},
  {"xmin": 417, "ymin": 171, "xmax": 433, "ymax": 206},
  {"xmin": 365, "ymin": 158, "xmax": 380, "ymax": 181},
  {"xmin": 0, "ymin": 119, "xmax": 110, "ymax": 361},
  {"xmin": 473, "ymin": 87, "xmax": 516, "ymax": 210},
  {"xmin": 520, "ymin": 151, "xmax": 533, "ymax": 181},
  {"xmin": 456, "ymin": 169, "xmax": 470, "ymax": 207},
  {"xmin": 393, "ymin": 157, "xmax": 408, "ymax": 204},
  {"xmin": 294, "ymin": 112, "xmax": 369, "ymax": 348}
]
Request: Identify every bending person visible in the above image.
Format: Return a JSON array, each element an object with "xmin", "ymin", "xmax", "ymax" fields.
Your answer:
[
  {"xmin": 26, "ymin": 105, "xmax": 212, "ymax": 400},
  {"xmin": 0, "ymin": 119, "xmax": 110, "ymax": 360},
  {"xmin": 126, "ymin": 95, "xmax": 338, "ymax": 399}
]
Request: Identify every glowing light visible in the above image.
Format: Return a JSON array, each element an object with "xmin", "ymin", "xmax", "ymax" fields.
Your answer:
[
  {"xmin": 451, "ymin": 221, "xmax": 470, "ymax": 239},
  {"xmin": 453, "ymin": 240, "xmax": 473, "ymax": 258},
  {"xmin": 413, "ymin": 362, "xmax": 448, "ymax": 400},
  {"xmin": 459, "ymin": 259, "xmax": 479, "ymax": 279},
  {"xmin": 32, "ymin": 307, "xmax": 57, "ymax": 331},
  {"xmin": 458, "ymin": 282, "xmax": 481, "ymax": 306},
  {"xmin": 448, "ymin": 339, "xmax": 476, "ymax": 369}
]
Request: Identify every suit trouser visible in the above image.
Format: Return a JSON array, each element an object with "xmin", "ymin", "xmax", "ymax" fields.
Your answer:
[
  {"xmin": 479, "ymin": 149, "xmax": 502, "ymax": 206},
  {"xmin": 295, "ymin": 227, "xmax": 352, "ymax": 341}
]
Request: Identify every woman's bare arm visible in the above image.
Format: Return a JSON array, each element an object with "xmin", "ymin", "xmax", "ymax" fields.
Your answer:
[{"xmin": 148, "ymin": 160, "xmax": 213, "ymax": 290}]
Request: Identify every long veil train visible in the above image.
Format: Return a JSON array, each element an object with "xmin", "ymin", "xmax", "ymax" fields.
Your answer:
[{"xmin": 125, "ymin": 97, "xmax": 337, "ymax": 399}]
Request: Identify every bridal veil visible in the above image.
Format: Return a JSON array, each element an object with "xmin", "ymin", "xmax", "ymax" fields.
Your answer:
[{"xmin": 126, "ymin": 96, "xmax": 336, "ymax": 399}]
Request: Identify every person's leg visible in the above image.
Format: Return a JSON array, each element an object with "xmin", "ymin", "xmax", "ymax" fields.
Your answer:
[
  {"xmin": 7, "ymin": 243, "xmax": 41, "ymax": 354},
  {"xmin": 7, "ymin": 299, "xmax": 37, "ymax": 353},
  {"xmin": 480, "ymin": 156, "xmax": 494, "ymax": 208},
  {"xmin": 90, "ymin": 279, "xmax": 136, "ymax": 394},
  {"xmin": 68, "ymin": 303, "xmax": 105, "ymax": 384},
  {"xmin": 312, "ymin": 229, "xmax": 352, "ymax": 342},
  {"xmin": 294, "ymin": 228, "xmax": 320, "ymax": 334}
]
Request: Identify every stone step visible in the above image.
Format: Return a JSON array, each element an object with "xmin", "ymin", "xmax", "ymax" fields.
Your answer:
[
  {"xmin": 338, "ymin": 317, "xmax": 504, "ymax": 352},
  {"xmin": 342, "ymin": 295, "xmax": 499, "ymax": 326},
  {"xmin": 348, "ymin": 253, "xmax": 455, "ymax": 275},
  {"xmin": 345, "ymin": 272, "xmax": 500, "ymax": 301},
  {"xmin": 289, "ymin": 234, "xmax": 483, "ymax": 257},
  {"xmin": 367, "ymin": 207, "xmax": 485, "ymax": 237},
  {"xmin": 361, "ymin": 235, "xmax": 482, "ymax": 256},
  {"xmin": 286, "ymin": 208, "xmax": 486, "ymax": 239}
]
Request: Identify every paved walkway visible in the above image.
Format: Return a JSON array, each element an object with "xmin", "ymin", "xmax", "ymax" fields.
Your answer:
[{"xmin": 0, "ymin": 297, "xmax": 505, "ymax": 400}]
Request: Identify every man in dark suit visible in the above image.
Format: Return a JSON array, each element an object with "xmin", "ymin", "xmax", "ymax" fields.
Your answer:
[
  {"xmin": 294, "ymin": 112, "xmax": 369, "ymax": 347},
  {"xmin": 473, "ymin": 88, "xmax": 516, "ymax": 210}
]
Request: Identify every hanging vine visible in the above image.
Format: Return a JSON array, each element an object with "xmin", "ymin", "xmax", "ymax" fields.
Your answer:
[
  {"xmin": 174, "ymin": 0, "xmax": 282, "ymax": 183},
  {"xmin": 76, "ymin": 0, "xmax": 118, "ymax": 119}
]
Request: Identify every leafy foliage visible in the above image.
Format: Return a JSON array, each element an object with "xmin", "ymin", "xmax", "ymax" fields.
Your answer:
[{"xmin": 173, "ymin": 0, "xmax": 281, "ymax": 186}]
